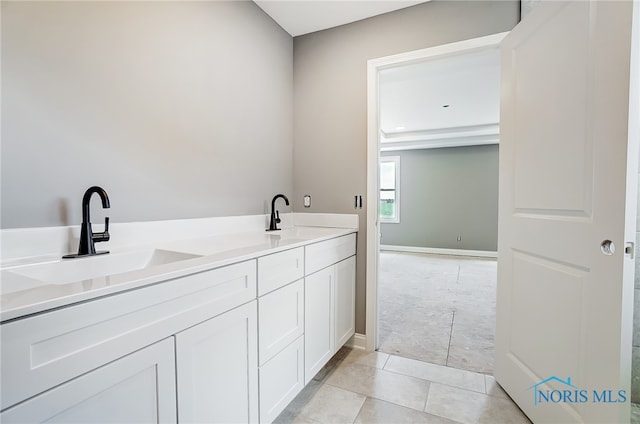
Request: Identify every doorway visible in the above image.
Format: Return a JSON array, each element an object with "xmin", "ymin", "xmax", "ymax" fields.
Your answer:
[
  {"xmin": 377, "ymin": 146, "xmax": 499, "ymax": 373},
  {"xmin": 366, "ymin": 33, "xmax": 507, "ymax": 365},
  {"xmin": 365, "ymin": 3, "xmax": 639, "ymax": 422}
]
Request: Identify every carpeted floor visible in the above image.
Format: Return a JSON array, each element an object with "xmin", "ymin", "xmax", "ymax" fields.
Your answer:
[{"xmin": 378, "ymin": 251, "xmax": 497, "ymax": 374}]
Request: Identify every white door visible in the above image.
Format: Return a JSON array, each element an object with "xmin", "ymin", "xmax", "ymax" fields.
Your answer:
[{"xmin": 496, "ymin": 1, "xmax": 638, "ymax": 423}]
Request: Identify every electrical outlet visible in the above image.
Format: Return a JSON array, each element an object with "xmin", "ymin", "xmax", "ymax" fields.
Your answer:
[
  {"xmin": 457, "ymin": 235, "xmax": 462, "ymax": 242},
  {"xmin": 303, "ymin": 195, "xmax": 311, "ymax": 208}
]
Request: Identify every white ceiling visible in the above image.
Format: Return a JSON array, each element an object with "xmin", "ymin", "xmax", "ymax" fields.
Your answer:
[
  {"xmin": 379, "ymin": 47, "xmax": 501, "ymax": 150},
  {"xmin": 253, "ymin": 0, "xmax": 501, "ymax": 151},
  {"xmin": 253, "ymin": 0, "xmax": 430, "ymax": 37}
]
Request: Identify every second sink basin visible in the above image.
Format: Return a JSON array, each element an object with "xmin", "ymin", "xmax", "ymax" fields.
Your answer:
[{"xmin": 6, "ymin": 249, "xmax": 201, "ymax": 285}]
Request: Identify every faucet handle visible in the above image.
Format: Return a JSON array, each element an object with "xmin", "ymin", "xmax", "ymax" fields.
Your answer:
[
  {"xmin": 275, "ymin": 210, "xmax": 281, "ymax": 224},
  {"xmin": 93, "ymin": 217, "xmax": 110, "ymax": 243}
]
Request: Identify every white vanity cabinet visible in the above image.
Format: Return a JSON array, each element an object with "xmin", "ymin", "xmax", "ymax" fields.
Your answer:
[
  {"xmin": 0, "ymin": 259, "xmax": 257, "ymax": 421},
  {"xmin": 0, "ymin": 337, "xmax": 177, "ymax": 423},
  {"xmin": 0, "ymin": 228, "xmax": 357, "ymax": 424},
  {"xmin": 175, "ymin": 301, "xmax": 258, "ymax": 424},
  {"xmin": 304, "ymin": 234, "xmax": 356, "ymax": 384},
  {"xmin": 257, "ymin": 248, "xmax": 305, "ymax": 424}
]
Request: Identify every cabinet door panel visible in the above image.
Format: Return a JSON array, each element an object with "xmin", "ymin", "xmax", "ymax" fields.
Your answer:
[
  {"xmin": 304, "ymin": 267, "xmax": 335, "ymax": 384},
  {"xmin": 335, "ymin": 256, "xmax": 356, "ymax": 349},
  {"xmin": 176, "ymin": 301, "xmax": 258, "ymax": 424},
  {"xmin": 258, "ymin": 279, "xmax": 304, "ymax": 365},
  {"xmin": 0, "ymin": 338, "xmax": 176, "ymax": 424},
  {"xmin": 258, "ymin": 336, "xmax": 304, "ymax": 424}
]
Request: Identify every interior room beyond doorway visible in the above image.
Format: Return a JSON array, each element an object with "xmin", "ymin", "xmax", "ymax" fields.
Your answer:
[{"xmin": 378, "ymin": 251, "xmax": 497, "ymax": 374}]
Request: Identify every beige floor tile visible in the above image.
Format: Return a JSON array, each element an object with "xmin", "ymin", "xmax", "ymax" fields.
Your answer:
[
  {"xmin": 313, "ymin": 348, "xmax": 389, "ymax": 383},
  {"xmin": 326, "ymin": 362, "xmax": 430, "ymax": 411},
  {"xmin": 354, "ymin": 398, "xmax": 461, "ymax": 424},
  {"xmin": 275, "ymin": 381, "xmax": 366, "ymax": 424},
  {"xmin": 484, "ymin": 375, "xmax": 508, "ymax": 399},
  {"xmin": 274, "ymin": 380, "xmax": 324, "ymax": 424},
  {"xmin": 484, "ymin": 375, "xmax": 507, "ymax": 398},
  {"xmin": 384, "ymin": 355, "xmax": 485, "ymax": 393},
  {"xmin": 339, "ymin": 347, "xmax": 390, "ymax": 369},
  {"xmin": 425, "ymin": 383, "xmax": 530, "ymax": 424},
  {"xmin": 312, "ymin": 346, "xmax": 353, "ymax": 382}
]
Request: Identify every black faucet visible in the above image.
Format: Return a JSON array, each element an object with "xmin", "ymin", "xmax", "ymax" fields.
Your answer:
[
  {"xmin": 267, "ymin": 194, "xmax": 290, "ymax": 231},
  {"xmin": 63, "ymin": 186, "xmax": 111, "ymax": 258}
]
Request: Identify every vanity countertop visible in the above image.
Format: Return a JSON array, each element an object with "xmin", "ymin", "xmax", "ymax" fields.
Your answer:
[{"xmin": 1, "ymin": 226, "xmax": 356, "ymax": 322}]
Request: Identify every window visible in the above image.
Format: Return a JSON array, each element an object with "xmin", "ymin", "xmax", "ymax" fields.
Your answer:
[{"xmin": 379, "ymin": 156, "xmax": 400, "ymax": 223}]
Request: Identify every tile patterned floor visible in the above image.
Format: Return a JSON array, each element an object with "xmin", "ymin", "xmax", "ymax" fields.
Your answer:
[
  {"xmin": 378, "ymin": 252, "xmax": 497, "ymax": 374},
  {"xmin": 275, "ymin": 347, "xmax": 530, "ymax": 424},
  {"xmin": 275, "ymin": 253, "xmax": 531, "ymax": 423}
]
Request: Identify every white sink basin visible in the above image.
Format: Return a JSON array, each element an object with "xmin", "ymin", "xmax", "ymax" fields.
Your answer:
[{"xmin": 5, "ymin": 249, "xmax": 201, "ymax": 286}]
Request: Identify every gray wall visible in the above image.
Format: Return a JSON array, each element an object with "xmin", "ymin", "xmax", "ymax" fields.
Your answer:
[
  {"xmin": 380, "ymin": 145, "xmax": 498, "ymax": 251},
  {"xmin": 292, "ymin": 1, "xmax": 519, "ymax": 333},
  {"xmin": 1, "ymin": 1, "xmax": 293, "ymax": 228}
]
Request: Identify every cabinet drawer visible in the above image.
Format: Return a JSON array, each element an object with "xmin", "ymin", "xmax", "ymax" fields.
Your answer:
[
  {"xmin": 257, "ymin": 247, "xmax": 304, "ymax": 296},
  {"xmin": 258, "ymin": 279, "xmax": 304, "ymax": 365},
  {"xmin": 305, "ymin": 233, "xmax": 356, "ymax": 275},
  {"xmin": 1, "ymin": 260, "xmax": 257, "ymax": 410},
  {"xmin": 258, "ymin": 336, "xmax": 304, "ymax": 424}
]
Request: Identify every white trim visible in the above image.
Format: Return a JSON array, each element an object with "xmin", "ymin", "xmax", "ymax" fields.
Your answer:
[
  {"xmin": 345, "ymin": 333, "xmax": 367, "ymax": 350},
  {"xmin": 380, "ymin": 245, "xmax": 497, "ymax": 258},
  {"xmin": 366, "ymin": 52, "xmax": 381, "ymax": 352},
  {"xmin": 380, "ymin": 135, "xmax": 499, "ymax": 152},
  {"xmin": 380, "ymin": 123, "xmax": 499, "ymax": 151},
  {"xmin": 366, "ymin": 32, "xmax": 508, "ymax": 353}
]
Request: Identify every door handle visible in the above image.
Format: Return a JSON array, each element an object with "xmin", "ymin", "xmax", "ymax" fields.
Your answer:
[{"xmin": 600, "ymin": 240, "xmax": 615, "ymax": 255}]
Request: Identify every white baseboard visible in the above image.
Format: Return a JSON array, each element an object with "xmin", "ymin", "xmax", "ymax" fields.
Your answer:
[
  {"xmin": 380, "ymin": 244, "xmax": 497, "ymax": 258},
  {"xmin": 346, "ymin": 333, "xmax": 367, "ymax": 350}
]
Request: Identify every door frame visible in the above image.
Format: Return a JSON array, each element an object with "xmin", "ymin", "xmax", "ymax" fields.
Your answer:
[{"xmin": 365, "ymin": 32, "xmax": 508, "ymax": 351}]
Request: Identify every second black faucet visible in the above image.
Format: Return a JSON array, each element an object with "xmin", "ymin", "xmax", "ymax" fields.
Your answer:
[{"xmin": 267, "ymin": 194, "xmax": 289, "ymax": 231}]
